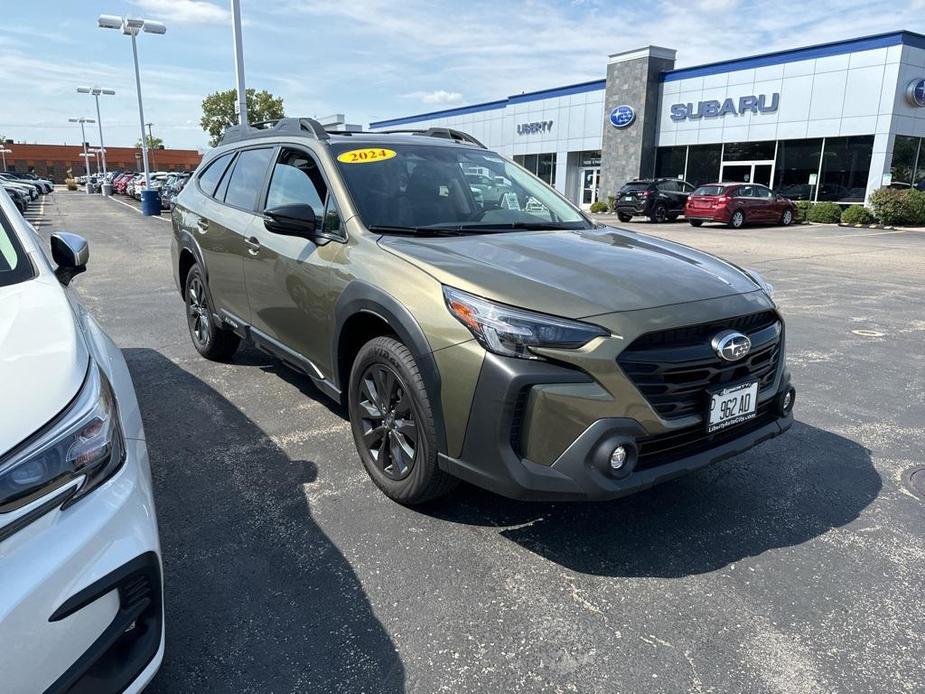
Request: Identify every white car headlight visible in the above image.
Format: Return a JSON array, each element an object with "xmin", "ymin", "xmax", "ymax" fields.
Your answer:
[
  {"xmin": 0, "ymin": 364, "xmax": 125, "ymax": 514},
  {"xmin": 444, "ymin": 286, "xmax": 609, "ymax": 360}
]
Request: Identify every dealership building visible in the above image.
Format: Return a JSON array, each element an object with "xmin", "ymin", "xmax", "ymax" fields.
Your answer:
[{"xmin": 369, "ymin": 31, "xmax": 925, "ymax": 209}]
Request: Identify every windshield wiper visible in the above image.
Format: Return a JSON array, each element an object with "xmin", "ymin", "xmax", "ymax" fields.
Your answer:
[
  {"xmin": 367, "ymin": 225, "xmax": 467, "ymax": 237},
  {"xmin": 428, "ymin": 222, "xmax": 585, "ymax": 232}
]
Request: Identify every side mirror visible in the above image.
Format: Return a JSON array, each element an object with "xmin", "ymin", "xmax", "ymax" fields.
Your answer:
[
  {"xmin": 50, "ymin": 232, "xmax": 89, "ymax": 286},
  {"xmin": 263, "ymin": 204, "xmax": 317, "ymax": 238}
]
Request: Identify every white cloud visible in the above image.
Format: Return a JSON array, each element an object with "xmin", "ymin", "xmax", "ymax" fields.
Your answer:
[
  {"xmin": 404, "ymin": 89, "xmax": 464, "ymax": 104},
  {"xmin": 130, "ymin": 0, "xmax": 230, "ymax": 24}
]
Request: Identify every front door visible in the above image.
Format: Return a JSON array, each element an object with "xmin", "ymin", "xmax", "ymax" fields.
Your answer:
[
  {"xmin": 753, "ymin": 164, "xmax": 773, "ymax": 187},
  {"xmin": 720, "ymin": 161, "xmax": 775, "ymax": 187},
  {"xmin": 243, "ymin": 146, "xmax": 348, "ymax": 380},
  {"xmin": 580, "ymin": 167, "xmax": 600, "ymax": 209}
]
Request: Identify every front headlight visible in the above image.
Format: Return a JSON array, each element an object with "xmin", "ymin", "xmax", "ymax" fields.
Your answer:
[
  {"xmin": 0, "ymin": 364, "xmax": 125, "ymax": 514},
  {"xmin": 444, "ymin": 286, "xmax": 609, "ymax": 360}
]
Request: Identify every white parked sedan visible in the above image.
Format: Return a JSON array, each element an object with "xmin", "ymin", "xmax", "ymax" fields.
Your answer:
[{"xmin": 0, "ymin": 189, "xmax": 164, "ymax": 692}]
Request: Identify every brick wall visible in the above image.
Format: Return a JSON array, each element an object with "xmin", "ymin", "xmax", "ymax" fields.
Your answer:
[{"xmin": 2, "ymin": 143, "xmax": 202, "ymax": 179}]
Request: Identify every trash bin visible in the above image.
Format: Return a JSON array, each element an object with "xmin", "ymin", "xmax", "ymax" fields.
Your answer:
[
  {"xmin": 102, "ymin": 183, "xmax": 113, "ymax": 196},
  {"xmin": 140, "ymin": 189, "xmax": 161, "ymax": 216}
]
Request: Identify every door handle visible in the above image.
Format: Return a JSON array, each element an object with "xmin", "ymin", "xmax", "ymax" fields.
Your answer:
[
  {"xmin": 245, "ymin": 236, "xmax": 261, "ymax": 255},
  {"xmin": 196, "ymin": 219, "xmax": 209, "ymax": 233}
]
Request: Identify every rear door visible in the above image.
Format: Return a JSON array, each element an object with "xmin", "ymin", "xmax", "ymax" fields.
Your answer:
[
  {"xmin": 193, "ymin": 147, "xmax": 274, "ymax": 324},
  {"xmin": 243, "ymin": 145, "xmax": 350, "ymax": 378}
]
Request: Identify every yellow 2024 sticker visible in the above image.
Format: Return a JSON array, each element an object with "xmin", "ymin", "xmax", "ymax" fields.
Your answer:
[{"xmin": 337, "ymin": 148, "xmax": 397, "ymax": 164}]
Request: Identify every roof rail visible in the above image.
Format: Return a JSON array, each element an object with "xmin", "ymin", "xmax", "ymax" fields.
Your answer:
[
  {"xmin": 218, "ymin": 117, "xmax": 330, "ymax": 145},
  {"xmin": 378, "ymin": 127, "xmax": 486, "ymax": 148}
]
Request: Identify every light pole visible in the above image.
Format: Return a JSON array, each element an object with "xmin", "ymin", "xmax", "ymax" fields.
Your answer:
[
  {"xmin": 0, "ymin": 148, "xmax": 10, "ymax": 172},
  {"xmin": 79, "ymin": 152, "xmax": 97, "ymax": 190},
  {"xmin": 231, "ymin": 0, "xmax": 248, "ymax": 126},
  {"xmin": 77, "ymin": 86, "xmax": 115, "ymax": 181},
  {"xmin": 98, "ymin": 14, "xmax": 166, "ymax": 215},
  {"xmin": 145, "ymin": 122, "xmax": 156, "ymax": 170},
  {"xmin": 68, "ymin": 117, "xmax": 96, "ymax": 195}
]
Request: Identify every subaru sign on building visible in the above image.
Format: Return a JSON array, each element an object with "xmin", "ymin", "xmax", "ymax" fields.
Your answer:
[{"xmin": 369, "ymin": 31, "xmax": 925, "ymax": 209}]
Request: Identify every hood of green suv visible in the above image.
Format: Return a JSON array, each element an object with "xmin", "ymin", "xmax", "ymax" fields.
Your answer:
[{"xmin": 379, "ymin": 226, "xmax": 760, "ymax": 318}]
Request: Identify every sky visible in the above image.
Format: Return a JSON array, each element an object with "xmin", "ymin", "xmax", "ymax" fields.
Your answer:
[{"xmin": 1, "ymin": 0, "xmax": 924, "ymax": 151}]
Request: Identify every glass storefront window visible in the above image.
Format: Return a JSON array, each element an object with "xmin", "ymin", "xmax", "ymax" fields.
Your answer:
[
  {"xmin": 773, "ymin": 138, "xmax": 823, "ymax": 200},
  {"xmin": 654, "ymin": 146, "xmax": 686, "ymax": 180},
  {"xmin": 514, "ymin": 152, "xmax": 557, "ymax": 184},
  {"xmin": 722, "ymin": 141, "xmax": 776, "ymax": 162},
  {"xmin": 890, "ymin": 135, "xmax": 920, "ymax": 187},
  {"xmin": 818, "ymin": 136, "xmax": 874, "ymax": 202},
  {"xmin": 685, "ymin": 144, "xmax": 722, "ymax": 186}
]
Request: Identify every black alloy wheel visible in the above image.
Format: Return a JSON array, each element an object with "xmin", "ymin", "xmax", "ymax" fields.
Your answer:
[
  {"xmin": 356, "ymin": 363, "xmax": 419, "ymax": 481},
  {"xmin": 651, "ymin": 203, "xmax": 668, "ymax": 223},
  {"xmin": 186, "ymin": 273, "xmax": 211, "ymax": 348}
]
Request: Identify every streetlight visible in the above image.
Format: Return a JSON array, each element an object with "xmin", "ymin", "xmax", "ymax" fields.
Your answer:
[
  {"xmin": 0, "ymin": 148, "xmax": 10, "ymax": 172},
  {"xmin": 77, "ymin": 86, "xmax": 116, "ymax": 187},
  {"xmin": 231, "ymin": 0, "xmax": 248, "ymax": 126},
  {"xmin": 68, "ymin": 117, "xmax": 96, "ymax": 195},
  {"xmin": 98, "ymin": 13, "xmax": 166, "ymax": 215}
]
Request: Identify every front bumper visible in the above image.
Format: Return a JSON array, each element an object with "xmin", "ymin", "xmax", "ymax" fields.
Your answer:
[
  {"xmin": 0, "ymin": 437, "xmax": 164, "ymax": 694},
  {"xmin": 438, "ymin": 353, "xmax": 793, "ymax": 502}
]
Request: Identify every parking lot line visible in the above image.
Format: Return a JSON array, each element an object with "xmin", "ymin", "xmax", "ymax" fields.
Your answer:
[{"xmin": 107, "ymin": 194, "xmax": 170, "ymax": 222}]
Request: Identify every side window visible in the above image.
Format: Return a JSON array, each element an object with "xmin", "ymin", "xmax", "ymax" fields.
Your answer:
[
  {"xmin": 757, "ymin": 186, "xmax": 773, "ymax": 199},
  {"xmin": 223, "ymin": 147, "xmax": 273, "ymax": 211},
  {"xmin": 197, "ymin": 153, "xmax": 233, "ymax": 197},
  {"xmin": 682, "ymin": 182, "xmax": 696, "ymax": 193},
  {"xmin": 656, "ymin": 180, "xmax": 677, "ymax": 193},
  {"xmin": 265, "ymin": 148, "xmax": 328, "ymax": 228}
]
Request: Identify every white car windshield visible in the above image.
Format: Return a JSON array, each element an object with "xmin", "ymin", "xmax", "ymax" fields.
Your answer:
[{"xmin": 332, "ymin": 142, "xmax": 591, "ymax": 233}]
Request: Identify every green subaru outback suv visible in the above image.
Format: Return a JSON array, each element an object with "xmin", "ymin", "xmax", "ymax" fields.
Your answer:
[{"xmin": 170, "ymin": 118, "xmax": 794, "ymax": 504}]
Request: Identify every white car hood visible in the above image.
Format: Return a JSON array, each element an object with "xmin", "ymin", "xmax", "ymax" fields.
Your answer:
[{"xmin": 0, "ymin": 277, "xmax": 88, "ymax": 455}]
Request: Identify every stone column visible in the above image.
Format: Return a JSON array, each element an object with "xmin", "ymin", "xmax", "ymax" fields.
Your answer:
[{"xmin": 599, "ymin": 46, "xmax": 676, "ymax": 200}]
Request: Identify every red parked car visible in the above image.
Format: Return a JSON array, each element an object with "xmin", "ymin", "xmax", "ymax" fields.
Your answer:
[
  {"xmin": 113, "ymin": 172, "xmax": 135, "ymax": 195},
  {"xmin": 684, "ymin": 183, "xmax": 797, "ymax": 228}
]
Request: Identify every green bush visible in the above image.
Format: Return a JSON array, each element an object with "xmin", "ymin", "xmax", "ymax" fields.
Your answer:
[
  {"xmin": 589, "ymin": 200, "xmax": 609, "ymax": 213},
  {"xmin": 794, "ymin": 200, "xmax": 814, "ymax": 221},
  {"xmin": 840, "ymin": 205, "xmax": 875, "ymax": 225},
  {"xmin": 906, "ymin": 189, "xmax": 925, "ymax": 225},
  {"xmin": 868, "ymin": 187, "xmax": 912, "ymax": 225},
  {"xmin": 807, "ymin": 201, "xmax": 842, "ymax": 224}
]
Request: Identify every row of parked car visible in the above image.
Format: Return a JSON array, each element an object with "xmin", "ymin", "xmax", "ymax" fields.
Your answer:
[
  {"xmin": 104, "ymin": 170, "xmax": 191, "ymax": 209},
  {"xmin": 614, "ymin": 178, "xmax": 798, "ymax": 228},
  {"xmin": 0, "ymin": 171, "xmax": 53, "ymax": 213}
]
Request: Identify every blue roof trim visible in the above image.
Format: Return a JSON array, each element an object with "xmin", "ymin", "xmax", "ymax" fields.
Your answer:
[
  {"xmin": 662, "ymin": 30, "xmax": 925, "ymax": 82},
  {"xmin": 369, "ymin": 79, "xmax": 605, "ymax": 129}
]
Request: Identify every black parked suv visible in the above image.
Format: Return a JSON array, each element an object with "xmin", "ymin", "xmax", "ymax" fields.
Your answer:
[{"xmin": 616, "ymin": 178, "xmax": 695, "ymax": 223}]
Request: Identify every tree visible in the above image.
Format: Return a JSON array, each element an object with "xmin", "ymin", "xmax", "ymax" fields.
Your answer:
[
  {"xmin": 136, "ymin": 134, "xmax": 164, "ymax": 150},
  {"xmin": 200, "ymin": 88, "xmax": 285, "ymax": 146}
]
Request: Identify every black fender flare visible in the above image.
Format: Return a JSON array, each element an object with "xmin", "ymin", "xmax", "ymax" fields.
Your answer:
[{"xmin": 333, "ymin": 281, "xmax": 447, "ymax": 453}]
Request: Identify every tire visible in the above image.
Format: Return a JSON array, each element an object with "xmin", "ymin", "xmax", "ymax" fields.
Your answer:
[
  {"xmin": 650, "ymin": 203, "xmax": 669, "ymax": 223},
  {"xmin": 348, "ymin": 336, "xmax": 458, "ymax": 505},
  {"xmin": 184, "ymin": 264, "xmax": 240, "ymax": 361},
  {"xmin": 617, "ymin": 212, "xmax": 632, "ymax": 223},
  {"xmin": 780, "ymin": 208, "xmax": 793, "ymax": 226},
  {"xmin": 729, "ymin": 209, "xmax": 746, "ymax": 229},
  {"xmin": 689, "ymin": 219, "xmax": 703, "ymax": 227}
]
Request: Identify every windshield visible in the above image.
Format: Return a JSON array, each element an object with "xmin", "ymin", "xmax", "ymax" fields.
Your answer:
[
  {"xmin": 332, "ymin": 143, "xmax": 591, "ymax": 232},
  {"xmin": 0, "ymin": 207, "xmax": 34, "ymax": 287},
  {"xmin": 692, "ymin": 185, "xmax": 727, "ymax": 196}
]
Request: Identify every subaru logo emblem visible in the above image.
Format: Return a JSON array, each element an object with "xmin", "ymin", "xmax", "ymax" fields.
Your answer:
[
  {"xmin": 609, "ymin": 105, "xmax": 636, "ymax": 128},
  {"xmin": 712, "ymin": 330, "xmax": 751, "ymax": 362}
]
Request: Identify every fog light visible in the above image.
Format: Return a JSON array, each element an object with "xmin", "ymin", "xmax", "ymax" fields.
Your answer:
[
  {"xmin": 610, "ymin": 446, "xmax": 627, "ymax": 470},
  {"xmin": 783, "ymin": 391, "xmax": 793, "ymax": 410}
]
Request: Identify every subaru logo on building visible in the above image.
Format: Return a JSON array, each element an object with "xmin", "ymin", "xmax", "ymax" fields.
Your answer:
[
  {"xmin": 609, "ymin": 105, "xmax": 636, "ymax": 128},
  {"xmin": 907, "ymin": 79, "xmax": 925, "ymax": 107},
  {"xmin": 712, "ymin": 330, "xmax": 752, "ymax": 362}
]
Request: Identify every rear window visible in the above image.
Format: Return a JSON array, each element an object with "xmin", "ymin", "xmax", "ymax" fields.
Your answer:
[
  {"xmin": 620, "ymin": 182, "xmax": 651, "ymax": 192},
  {"xmin": 0, "ymin": 207, "xmax": 35, "ymax": 287},
  {"xmin": 197, "ymin": 152, "xmax": 234, "ymax": 197},
  {"xmin": 692, "ymin": 185, "xmax": 727, "ymax": 196}
]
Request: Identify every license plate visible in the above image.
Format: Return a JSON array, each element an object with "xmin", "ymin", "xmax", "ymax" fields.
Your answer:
[{"xmin": 707, "ymin": 381, "xmax": 758, "ymax": 433}]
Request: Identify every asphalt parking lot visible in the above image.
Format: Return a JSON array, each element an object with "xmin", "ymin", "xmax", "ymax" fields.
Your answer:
[{"xmin": 34, "ymin": 191, "xmax": 924, "ymax": 693}]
